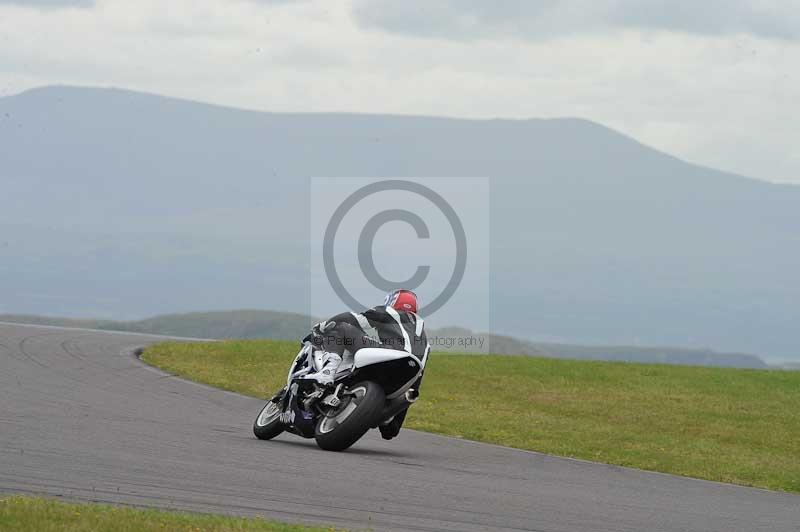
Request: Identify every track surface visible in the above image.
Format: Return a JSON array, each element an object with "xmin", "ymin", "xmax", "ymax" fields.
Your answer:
[{"xmin": 1, "ymin": 323, "xmax": 798, "ymax": 532}]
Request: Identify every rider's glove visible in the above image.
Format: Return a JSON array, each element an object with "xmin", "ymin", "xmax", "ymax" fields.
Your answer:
[{"xmin": 312, "ymin": 320, "xmax": 336, "ymax": 338}]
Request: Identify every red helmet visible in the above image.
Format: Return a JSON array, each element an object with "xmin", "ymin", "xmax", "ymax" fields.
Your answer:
[{"xmin": 384, "ymin": 289, "xmax": 418, "ymax": 314}]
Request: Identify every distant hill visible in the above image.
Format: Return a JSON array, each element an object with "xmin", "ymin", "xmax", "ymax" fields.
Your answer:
[
  {"xmin": 0, "ymin": 310, "xmax": 315, "ymax": 341},
  {"xmin": 0, "ymin": 310, "xmax": 768, "ymax": 369},
  {"xmin": 431, "ymin": 326, "xmax": 767, "ymax": 369},
  {"xmin": 2, "ymin": 86, "xmax": 799, "ymax": 359}
]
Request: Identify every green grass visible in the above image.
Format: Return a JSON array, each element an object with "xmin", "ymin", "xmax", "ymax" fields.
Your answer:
[
  {"xmin": 143, "ymin": 340, "xmax": 800, "ymax": 494},
  {"xmin": 0, "ymin": 495, "xmax": 343, "ymax": 532}
]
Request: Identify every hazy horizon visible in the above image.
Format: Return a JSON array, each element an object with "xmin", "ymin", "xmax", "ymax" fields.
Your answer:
[
  {"xmin": 3, "ymin": 85, "xmax": 799, "ymax": 362},
  {"xmin": 0, "ymin": 306, "xmax": 781, "ymax": 367}
]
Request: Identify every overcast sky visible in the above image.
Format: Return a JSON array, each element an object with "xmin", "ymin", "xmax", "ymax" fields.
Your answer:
[{"xmin": 1, "ymin": 0, "xmax": 798, "ymax": 183}]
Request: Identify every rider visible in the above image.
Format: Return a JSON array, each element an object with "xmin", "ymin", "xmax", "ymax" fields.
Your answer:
[{"xmin": 306, "ymin": 289, "xmax": 429, "ymax": 440}]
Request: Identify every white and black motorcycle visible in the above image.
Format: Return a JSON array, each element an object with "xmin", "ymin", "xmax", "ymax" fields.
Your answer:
[{"xmin": 253, "ymin": 327, "xmax": 425, "ymax": 451}]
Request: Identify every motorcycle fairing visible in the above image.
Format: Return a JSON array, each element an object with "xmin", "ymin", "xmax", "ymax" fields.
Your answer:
[
  {"xmin": 353, "ymin": 347, "xmax": 421, "ymax": 369},
  {"xmin": 351, "ymin": 348, "xmax": 422, "ymax": 397}
]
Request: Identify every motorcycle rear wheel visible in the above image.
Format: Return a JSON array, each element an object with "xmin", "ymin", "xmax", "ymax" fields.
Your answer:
[{"xmin": 314, "ymin": 381, "xmax": 384, "ymax": 451}]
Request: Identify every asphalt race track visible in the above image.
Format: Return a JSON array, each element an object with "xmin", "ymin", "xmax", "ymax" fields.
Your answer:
[{"xmin": 1, "ymin": 323, "xmax": 798, "ymax": 532}]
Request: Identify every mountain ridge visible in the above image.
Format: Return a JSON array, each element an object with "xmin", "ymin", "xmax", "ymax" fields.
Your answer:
[{"xmin": 8, "ymin": 84, "xmax": 782, "ymax": 187}]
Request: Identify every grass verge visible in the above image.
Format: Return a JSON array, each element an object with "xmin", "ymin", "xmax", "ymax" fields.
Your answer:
[
  {"xmin": 143, "ymin": 340, "xmax": 800, "ymax": 494},
  {"xmin": 0, "ymin": 495, "xmax": 343, "ymax": 531}
]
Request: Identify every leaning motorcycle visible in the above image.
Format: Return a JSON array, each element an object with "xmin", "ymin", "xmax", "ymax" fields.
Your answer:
[{"xmin": 253, "ymin": 330, "xmax": 425, "ymax": 451}]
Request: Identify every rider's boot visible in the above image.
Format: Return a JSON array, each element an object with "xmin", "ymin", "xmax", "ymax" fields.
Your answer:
[
  {"xmin": 379, "ymin": 408, "xmax": 408, "ymax": 440},
  {"xmin": 306, "ymin": 351, "xmax": 342, "ymax": 386}
]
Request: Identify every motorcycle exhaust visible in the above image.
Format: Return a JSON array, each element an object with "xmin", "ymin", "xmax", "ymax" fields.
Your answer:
[{"xmin": 404, "ymin": 389, "xmax": 419, "ymax": 403}]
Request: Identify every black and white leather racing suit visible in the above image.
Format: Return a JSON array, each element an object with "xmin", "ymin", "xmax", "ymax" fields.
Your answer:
[{"xmin": 308, "ymin": 305, "xmax": 430, "ymax": 439}]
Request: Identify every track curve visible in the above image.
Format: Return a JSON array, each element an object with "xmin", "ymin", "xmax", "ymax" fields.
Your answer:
[{"xmin": 0, "ymin": 322, "xmax": 797, "ymax": 532}]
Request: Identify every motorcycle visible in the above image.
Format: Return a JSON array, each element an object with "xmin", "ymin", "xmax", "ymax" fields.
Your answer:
[{"xmin": 253, "ymin": 326, "xmax": 425, "ymax": 451}]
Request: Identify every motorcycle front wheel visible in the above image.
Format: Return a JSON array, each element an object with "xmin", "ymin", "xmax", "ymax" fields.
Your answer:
[
  {"xmin": 253, "ymin": 397, "xmax": 285, "ymax": 440},
  {"xmin": 314, "ymin": 381, "xmax": 384, "ymax": 451}
]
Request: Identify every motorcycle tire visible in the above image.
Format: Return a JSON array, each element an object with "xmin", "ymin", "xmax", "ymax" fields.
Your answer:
[
  {"xmin": 253, "ymin": 399, "xmax": 285, "ymax": 440},
  {"xmin": 314, "ymin": 381, "xmax": 384, "ymax": 451}
]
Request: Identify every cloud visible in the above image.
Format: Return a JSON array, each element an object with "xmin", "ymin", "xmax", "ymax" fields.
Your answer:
[
  {"xmin": 353, "ymin": 0, "xmax": 800, "ymax": 41},
  {"xmin": 244, "ymin": 0, "xmax": 313, "ymax": 5},
  {"xmin": 0, "ymin": 0, "xmax": 94, "ymax": 8},
  {"xmin": 0, "ymin": 0, "xmax": 798, "ymax": 184}
]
